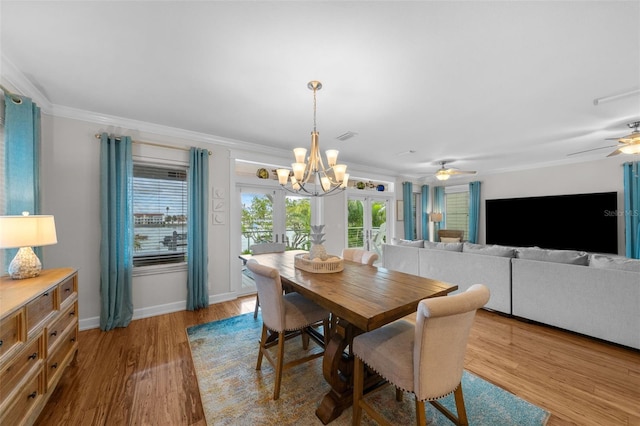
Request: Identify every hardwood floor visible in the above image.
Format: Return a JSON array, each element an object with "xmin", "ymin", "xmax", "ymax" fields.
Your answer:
[{"xmin": 36, "ymin": 296, "xmax": 640, "ymax": 425}]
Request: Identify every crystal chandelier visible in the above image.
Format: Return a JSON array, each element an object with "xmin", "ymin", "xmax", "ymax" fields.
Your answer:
[{"xmin": 276, "ymin": 81, "xmax": 349, "ymax": 196}]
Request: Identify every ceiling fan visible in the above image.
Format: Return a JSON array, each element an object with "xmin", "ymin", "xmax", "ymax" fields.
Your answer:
[
  {"xmin": 432, "ymin": 161, "xmax": 477, "ymax": 181},
  {"xmin": 567, "ymin": 121, "xmax": 640, "ymax": 157},
  {"xmin": 605, "ymin": 121, "xmax": 640, "ymax": 156}
]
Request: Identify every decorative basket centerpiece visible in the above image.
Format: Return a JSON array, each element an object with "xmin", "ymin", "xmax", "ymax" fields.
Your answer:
[{"xmin": 294, "ymin": 225, "xmax": 343, "ymax": 273}]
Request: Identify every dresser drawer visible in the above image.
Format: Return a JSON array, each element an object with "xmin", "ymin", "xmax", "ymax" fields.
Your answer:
[
  {"xmin": 26, "ymin": 289, "xmax": 58, "ymax": 336},
  {"xmin": 0, "ymin": 268, "xmax": 77, "ymax": 425},
  {"xmin": 0, "ymin": 366, "xmax": 44, "ymax": 426},
  {"xmin": 47, "ymin": 302, "xmax": 78, "ymax": 352},
  {"xmin": 59, "ymin": 275, "xmax": 77, "ymax": 306},
  {"xmin": 0, "ymin": 334, "xmax": 43, "ymax": 401},
  {"xmin": 46, "ymin": 326, "xmax": 77, "ymax": 389},
  {"xmin": 0, "ymin": 310, "xmax": 25, "ymax": 361}
]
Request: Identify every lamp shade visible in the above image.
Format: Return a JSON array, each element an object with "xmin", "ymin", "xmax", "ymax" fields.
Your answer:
[
  {"xmin": 0, "ymin": 215, "xmax": 58, "ymax": 249},
  {"xmin": 429, "ymin": 213, "xmax": 443, "ymax": 223}
]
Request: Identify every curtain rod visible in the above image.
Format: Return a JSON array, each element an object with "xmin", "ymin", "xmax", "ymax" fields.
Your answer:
[
  {"xmin": 94, "ymin": 133, "xmax": 212, "ymax": 155},
  {"xmin": 0, "ymin": 83, "xmax": 24, "ymax": 104}
]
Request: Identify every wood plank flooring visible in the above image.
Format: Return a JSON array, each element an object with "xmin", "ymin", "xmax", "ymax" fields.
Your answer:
[{"xmin": 36, "ymin": 296, "xmax": 640, "ymax": 425}]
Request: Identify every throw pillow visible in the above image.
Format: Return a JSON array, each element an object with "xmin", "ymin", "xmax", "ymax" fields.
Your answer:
[
  {"xmin": 463, "ymin": 242, "xmax": 516, "ymax": 258},
  {"xmin": 589, "ymin": 254, "xmax": 640, "ymax": 273},
  {"xmin": 441, "ymin": 237, "xmax": 461, "ymax": 243},
  {"xmin": 435, "ymin": 242, "xmax": 463, "ymax": 252},
  {"xmin": 391, "ymin": 238, "xmax": 424, "ymax": 248},
  {"xmin": 516, "ymin": 247, "xmax": 589, "ymax": 265}
]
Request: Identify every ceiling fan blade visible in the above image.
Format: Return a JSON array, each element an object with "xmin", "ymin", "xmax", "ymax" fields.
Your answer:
[
  {"xmin": 447, "ymin": 169, "xmax": 477, "ymax": 175},
  {"xmin": 619, "ymin": 132, "xmax": 640, "ymax": 144},
  {"xmin": 567, "ymin": 144, "xmax": 619, "ymax": 156},
  {"xmin": 607, "ymin": 148, "xmax": 622, "ymax": 157}
]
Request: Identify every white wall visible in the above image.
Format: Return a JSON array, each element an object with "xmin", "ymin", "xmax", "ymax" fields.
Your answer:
[
  {"xmin": 39, "ymin": 114, "xmax": 235, "ymax": 330},
  {"xmin": 478, "ymin": 157, "xmax": 628, "ymax": 254},
  {"xmin": 394, "ymin": 156, "xmax": 629, "ymax": 253}
]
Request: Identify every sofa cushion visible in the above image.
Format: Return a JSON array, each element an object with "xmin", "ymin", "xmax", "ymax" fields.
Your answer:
[
  {"xmin": 589, "ymin": 254, "xmax": 640, "ymax": 272},
  {"xmin": 516, "ymin": 247, "xmax": 589, "ymax": 265},
  {"xmin": 391, "ymin": 238, "xmax": 424, "ymax": 248},
  {"xmin": 463, "ymin": 242, "xmax": 516, "ymax": 258}
]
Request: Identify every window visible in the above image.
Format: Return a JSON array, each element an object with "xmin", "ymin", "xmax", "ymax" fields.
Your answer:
[
  {"xmin": 445, "ymin": 187, "xmax": 469, "ymax": 240},
  {"xmin": 133, "ymin": 163, "xmax": 188, "ymax": 267}
]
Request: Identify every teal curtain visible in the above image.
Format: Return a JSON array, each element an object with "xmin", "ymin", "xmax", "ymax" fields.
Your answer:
[
  {"xmin": 421, "ymin": 184, "xmax": 429, "ymax": 240},
  {"xmin": 623, "ymin": 162, "xmax": 640, "ymax": 258},
  {"xmin": 432, "ymin": 186, "xmax": 445, "ymax": 238},
  {"xmin": 468, "ymin": 181, "xmax": 481, "ymax": 243},
  {"xmin": 402, "ymin": 182, "xmax": 415, "ymax": 239},
  {"xmin": 99, "ymin": 133, "xmax": 133, "ymax": 331},
  {"xmin": 187, "ymin": 147, "xmax": 209, "ymax": 310},
  {"xmin": 4, "ymin": 93, "xmax": 41, "ymax": 265}
]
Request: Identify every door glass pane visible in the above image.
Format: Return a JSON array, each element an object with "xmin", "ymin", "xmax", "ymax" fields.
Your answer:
[
  {"xmin": 285, "ymin": 195, "xmax": 311, "ymax": 250},
  {"xmin": 240, "ymin": 191, "xmax": 274, "ymax": 254},
  {"xmin": 371, "ymin": 200, "xmax": 387, "ymax": 256},
  {"xmin": 347, "ymin": 199, "xmax": 365, "ymax": 248}
]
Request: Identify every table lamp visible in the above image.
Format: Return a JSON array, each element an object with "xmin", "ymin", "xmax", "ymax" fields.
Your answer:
[
  {"xmin": 0, "ymin": 212, "xmax": 58, "ymax": 279},
  {"xmin": 429, "ymin": 213, "xmax": 443, "ymax": 223}
]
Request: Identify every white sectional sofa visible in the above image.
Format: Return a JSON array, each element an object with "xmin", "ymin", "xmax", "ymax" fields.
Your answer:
[{"xmin": 382, "ymin": 241, "xmax": 640, "ymax": 350}]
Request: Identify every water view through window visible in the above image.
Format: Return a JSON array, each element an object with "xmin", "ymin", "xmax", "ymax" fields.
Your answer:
[{"xmin": 133, "ymin": 164, "xmax": 188, "ymax": 266}]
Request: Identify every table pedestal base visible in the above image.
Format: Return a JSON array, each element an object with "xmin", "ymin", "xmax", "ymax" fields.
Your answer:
[{"xmin": 315, "ymin": 319, "xmax": 361, "ymax": 424}]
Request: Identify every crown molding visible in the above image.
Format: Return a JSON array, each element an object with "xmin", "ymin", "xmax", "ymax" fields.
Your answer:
[
  {"xmin": 1, "ymin": 54, "xmax": 53, "ymax": 110},
  {"xmin": 2, "ymin": 53, "xmax": 399, "ymax": 178},
  {"xmin": 50, "ymin": 103, "xmax": 248, "ymax": 148}
]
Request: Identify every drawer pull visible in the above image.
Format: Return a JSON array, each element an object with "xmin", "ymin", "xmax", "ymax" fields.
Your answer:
[
  {"xmin": 65, "ymin": 288, "xmax": 71, "ymax": 292},
  {"xmin": 0, "ymin": 339, "xmax": 3, "ymax": 347},
  {"xmin": 28, "ymin": 352, "xmax": 38, "ymax": 360},
  {"xmin": 70, "ymin": 337, "xmax": 76, "ymax": 343},
  {"xmin": 69, "ymin": 311, "xmax": 76, "ymax": 317},
  {"xmin": 50, "ymin": 330, "xmax": 58, "ymax": 337},
  {"xmin": 43, "ymin": 292, "xmax": 49, "ymax": 297},
  {"xmin": 28, "ymin": 391, "xmax": 37, "ymax": 399},
  {"xmin": 51, "ymin": 362, "xmax": 58, "ymax": 369}
]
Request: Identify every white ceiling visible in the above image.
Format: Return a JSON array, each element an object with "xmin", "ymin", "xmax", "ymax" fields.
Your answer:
[{"xmin": 1, "ymin": 1, "xmax": 639, "ymax": 180}]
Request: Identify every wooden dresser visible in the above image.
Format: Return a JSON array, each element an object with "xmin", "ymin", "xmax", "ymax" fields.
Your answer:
[{"xmin": 0, "ymin": 268, "xmax": 78, "ymax": 426}]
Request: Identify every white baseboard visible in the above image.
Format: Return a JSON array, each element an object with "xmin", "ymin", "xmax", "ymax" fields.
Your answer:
[{"xmin": 79, "ymin": 292, "xmax": 241, "ymax": 331}]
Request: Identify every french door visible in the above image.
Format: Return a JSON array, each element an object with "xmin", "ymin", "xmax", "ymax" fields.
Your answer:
[
  {"xmin": 347, "ymin": 195, "xmax": 389, "ymax": 260},
  {"xmin": 238, "ymin": 185, "xmax": 311, "ymax": 293},
  {"xmin": 240, "ymin": 186, "xmax": 311, "ymax": 251},
  {"xmin": 240, "ymin": 187, "xmax": 281, "ymax": 252}
]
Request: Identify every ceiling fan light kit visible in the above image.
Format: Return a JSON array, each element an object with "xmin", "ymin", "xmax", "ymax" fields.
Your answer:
[
  {"xmin": 433, "ymin": 161, "xmax": 477, "ymax": 181},
  {"xmin": 607, "ymin": 121, "xmax": 640, "ymax": 157},
  {"xmin": 435, "ymin": 170, "xmax": 451, "ymax": 181}
]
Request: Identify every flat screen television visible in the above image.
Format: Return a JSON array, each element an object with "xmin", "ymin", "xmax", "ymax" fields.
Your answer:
[{"xmin": 485, "ymin": 192, "xmax": 618, "ymax": 254}]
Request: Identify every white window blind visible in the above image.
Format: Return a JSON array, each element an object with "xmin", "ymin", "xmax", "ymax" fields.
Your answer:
[
  {"xmin": 133, "ymin": 163, "xmax": 188, "ymax": 267},
  {"xmin": 445, "ymin": 191, "xmax": 469, "ymax": 240}
]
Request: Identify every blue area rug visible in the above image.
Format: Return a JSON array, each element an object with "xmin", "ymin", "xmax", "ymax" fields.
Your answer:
[{"xmin": 187, "ymin": 313, "xmax": 550, "ymax": 425}]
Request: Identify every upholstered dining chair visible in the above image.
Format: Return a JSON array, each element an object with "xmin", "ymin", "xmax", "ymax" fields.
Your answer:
[
  {"xmin": 248, "ymin": 242, "xmax": 286, "ymax": 318},
  {"xmin": 246, "ymin": 259, "xmax": 330, "ymax": 400},
  {"xmin": 352, "ymin": 284, "xmax": 490, "ymax": 426},
  {"xmin": 341, "ymin": 248, "xmax": 379, "ymax": 266},
  {"xmin": 437, "ymin": 229, "xmax": 465, "ymax": 243}
]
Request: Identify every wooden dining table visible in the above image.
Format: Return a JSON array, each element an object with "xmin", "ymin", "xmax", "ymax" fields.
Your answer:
[{"xmin": 240, "ymin": 250, "xmax": 457, "ymax": 424}]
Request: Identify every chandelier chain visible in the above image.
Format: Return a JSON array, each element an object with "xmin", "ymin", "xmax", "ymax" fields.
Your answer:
[{"xmin": 313, "ymin": 86, "xmax": 317, "ymax": 132}]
